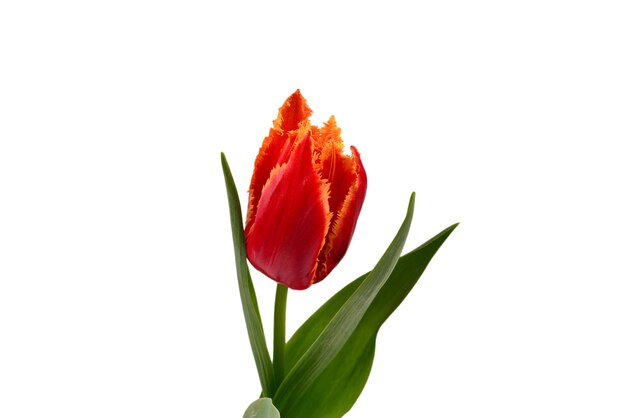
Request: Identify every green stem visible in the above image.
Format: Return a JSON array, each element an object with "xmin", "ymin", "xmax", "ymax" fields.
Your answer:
[{"xmin": 273, "ymin": 283, "xmax": 288, "ymax": 387}]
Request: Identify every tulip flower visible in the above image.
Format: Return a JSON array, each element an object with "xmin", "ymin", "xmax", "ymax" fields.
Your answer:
[
  {"xmin": 244, "ymin": 90, "xmax": 367, "ymax": 290},
  {"xmin": 223, "ymin": 90, "xmax": 456, "ymax": 417}
]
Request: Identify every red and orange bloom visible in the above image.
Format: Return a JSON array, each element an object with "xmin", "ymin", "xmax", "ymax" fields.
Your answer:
[{"xmin": 244, "ymin": 90, "xmax": 367, "ymax": 290}]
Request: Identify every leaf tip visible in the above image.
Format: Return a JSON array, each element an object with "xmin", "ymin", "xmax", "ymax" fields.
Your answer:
[{"xmin": 407, "ymin": 192, "xmax": 416, "ymax": 214}]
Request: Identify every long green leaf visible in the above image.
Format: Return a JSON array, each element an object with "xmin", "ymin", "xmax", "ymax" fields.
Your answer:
[
  {"xmin": 279, "ymin": 222, "xmax": 458, "ymax": 417},
  {"xmin": 273, "ymin": 193, "xmax": 417, "ymax": 414},
  {"xmin": 221, "ymin": 153, "xmax": 275, "ymax": 397}
]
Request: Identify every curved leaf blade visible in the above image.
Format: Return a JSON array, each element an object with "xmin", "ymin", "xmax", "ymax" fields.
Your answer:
[
  {"xmin": 281, "ymin": 222, "xmax": 459, "ymax": 417},
  {"xmin": 221, "ymin": 153, "xmax": 275, "ymax": 397}
]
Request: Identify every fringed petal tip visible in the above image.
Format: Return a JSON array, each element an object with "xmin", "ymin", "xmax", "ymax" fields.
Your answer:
[{"xmin": 275, "ymin": 90, "xmax": 312, "ymax": 133}]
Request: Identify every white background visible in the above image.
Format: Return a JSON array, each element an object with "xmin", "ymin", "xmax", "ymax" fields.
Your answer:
[{"xmin": 1, "ymin": 1, "xmax": 625, "ymax": 417}]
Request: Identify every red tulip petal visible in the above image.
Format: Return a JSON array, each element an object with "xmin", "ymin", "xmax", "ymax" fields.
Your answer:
[
  {"xmin": 246, "ymin": 90, "xmax": 312, "ymax": 230},
  {"xmin": 312, "ymin": 116, "xmax": 357, "ymax": 216},
  {"xmin": 245, "ymin": 129, "xmax": 331, "ymax": 290},
  {"xmin": 314, "ymin": 145, "xmax": 367, "ymax": 283}
]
